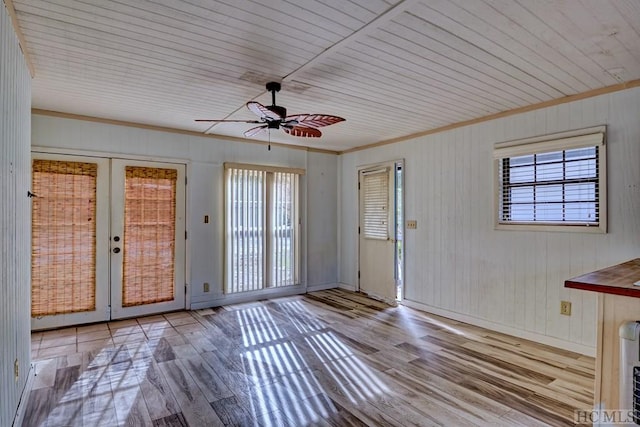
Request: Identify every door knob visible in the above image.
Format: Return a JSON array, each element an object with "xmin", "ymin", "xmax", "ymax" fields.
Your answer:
[{"xmin": 113, "ymin": 247, "xmax": 121, "ymax": 254}]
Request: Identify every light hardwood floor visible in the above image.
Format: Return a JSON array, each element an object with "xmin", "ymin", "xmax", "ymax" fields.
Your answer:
[{"xmin": 24, "ymin": 289, "xmax": 594, "ymax": 426}]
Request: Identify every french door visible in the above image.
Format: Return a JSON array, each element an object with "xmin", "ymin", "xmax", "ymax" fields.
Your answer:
[{"xmin": 31, "ymin": 154, "xmax": 186, "ymax": 330}]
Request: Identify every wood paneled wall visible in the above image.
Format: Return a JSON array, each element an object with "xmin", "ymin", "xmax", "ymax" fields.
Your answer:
[
  {"xmin": 31, "ymin": 115, "xmax": 339, "ymax": 309},
  {"xmin": 0, "ymin": 2, "xmax": 32, "ymax": 425},
  {"xmin": 339, "ymin": 87, "xmax": 640, "ymax": 356}
]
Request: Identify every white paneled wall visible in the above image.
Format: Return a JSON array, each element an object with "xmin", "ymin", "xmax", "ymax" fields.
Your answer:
[
  {"xmin": 31, "ymin": 115, "xmax": 339, "ymax": 308},
  {"xmin": 339, "ymin": 88, "xmax": 640, "ymax": 355},
  {"xmin": 0, "ymin": 2, "xmax": 32, "ymax": 425},
  {"xmin": 306, "ymin": 152, "xmax": 338, "ymax": 290}
]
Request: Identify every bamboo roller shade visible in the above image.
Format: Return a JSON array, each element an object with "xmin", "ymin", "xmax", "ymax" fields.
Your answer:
[
  {"xmin": 122, "ymin": 166, "xmax": 177, "ymax": 307},
  {"xmin": 31, "ymin": 160, "xmax": 98, "ymax": 316}
]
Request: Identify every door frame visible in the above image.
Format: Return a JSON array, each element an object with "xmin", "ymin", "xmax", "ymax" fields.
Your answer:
[
  {"xmin": 32, "ymin": 148, "xmax": 191, "ymax": 326},
  {"xmin": 357, "ymin": 159, "xmax": 404, "ymax": 303}
]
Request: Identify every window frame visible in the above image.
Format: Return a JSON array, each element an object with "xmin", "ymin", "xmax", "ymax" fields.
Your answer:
[{"xmin": 493, "ymin": 126, "xmax": 607, "ymax": 233}]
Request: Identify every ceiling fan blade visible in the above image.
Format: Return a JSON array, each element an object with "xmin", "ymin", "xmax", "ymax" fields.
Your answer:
[
  {"xmin": 283, "ymin": 114, "xmax": 345, "ymax": 128},
  {"xmin": 244, "ymin": 125, "xmax": 268, "ymax": 138},
  {"xmin": 283, "ymin": 126, "xmax": 322, "ymax": 138},
  {"xmin": 247, "ymin": 101, "xmax": 283, "ymax": 120},
  {"xmin": 195, "ymin": 119, "xmax": 262, "ymax": 123}
]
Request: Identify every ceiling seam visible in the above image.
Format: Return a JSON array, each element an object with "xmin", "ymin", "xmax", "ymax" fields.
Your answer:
[
  {"xmin": 281, "ymin": 0, "xmax": 422, "ymax": 83},
  {"xmin": 204, "ymin": 0, "xmax": 421, "ymax": 135}
]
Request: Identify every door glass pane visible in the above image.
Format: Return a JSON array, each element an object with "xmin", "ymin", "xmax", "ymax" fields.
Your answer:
[
  {"xmin": 227, "ymin": 169, "xmax": 266, "ymax": 293},
  {"xmin": 363, "ymin": 170, "xmax": 389, "ymax": 240},
  {"xmin": 272, "ymin": 172, "xmax": 296, "ymax": 287},
  {"xmin": 122, "ymin": 166, "xmax": 177, "ymax": 307},
  {"xmin": 31, "ymin": 160, "xmax": 97, "ymax": 316}
]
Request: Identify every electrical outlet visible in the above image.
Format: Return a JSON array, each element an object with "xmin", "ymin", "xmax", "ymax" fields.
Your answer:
[
  {"xmin": 14, "ymin": 359, "xmax": 19, "ymax": 381},
  {"xmin": 406, "ymin": 220, "xmax": 417, "ymax": 229},
  {"xmin": 203, "ymin": 282, "xmax": 210, "ymax": 293},
  {"xmin": 560, "ymin": 301, "xmax": 572, "ymax": 316}
]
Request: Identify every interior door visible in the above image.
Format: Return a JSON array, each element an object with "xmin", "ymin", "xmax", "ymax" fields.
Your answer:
[
  {"xmin": 359, "ymin": 166, "xmax": 396, "ymax": 303},
  {"xmin": 110, "ymin": 159, "xmax": 186, "ymax": 319},
  {"xmin": 31, "ymin": 154, "xmax": 111, "ymax": 330}
]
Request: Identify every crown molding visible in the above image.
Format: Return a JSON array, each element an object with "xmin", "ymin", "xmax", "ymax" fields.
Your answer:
[{"xmin": 340, "ymin": 79, "xmax": 640, "ymax": 155}]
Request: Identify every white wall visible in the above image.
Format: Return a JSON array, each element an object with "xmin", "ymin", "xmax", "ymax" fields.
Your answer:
[
  {"xmin": 0, "ymin": 2, "xmax": 32, "ymax": 425},
  {"xmin": 32, "ymin": 115, "xmax": 339, "ymax": 308},
  {"xmin": 306, "ymin": 152, "xmax": 338, "ymax": 289},
  {"xmin": 339, "ymin": 87, "xmax": 640, "ymax": 355}
]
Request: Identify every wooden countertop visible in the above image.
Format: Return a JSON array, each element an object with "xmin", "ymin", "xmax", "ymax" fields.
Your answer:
[{"xmin": 565, "ymin": 258, "xmax": 640, "ymax": 298}]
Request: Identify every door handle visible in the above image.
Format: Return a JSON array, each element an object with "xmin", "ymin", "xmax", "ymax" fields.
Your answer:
[{"xmin": 113, "ymin": 247, "xmax": 121, "ymax": 254}]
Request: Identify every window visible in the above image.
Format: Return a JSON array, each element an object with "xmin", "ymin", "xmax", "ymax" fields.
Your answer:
[
  {"xmin": 225, "ymin": 163, "xmax": 302, "ymax": 293},
  {"xmin": 494, "ymin": 128, "xmax": 606, "ymax": 232},
  {"xmin": 362, "ymin": 168, "xmax": 389, "ymax": 240}
]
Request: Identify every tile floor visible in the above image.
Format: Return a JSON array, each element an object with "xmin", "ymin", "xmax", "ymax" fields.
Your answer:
[{"xmin": 23, "ymin": 290, "xmax": 594, "ymax": 426}]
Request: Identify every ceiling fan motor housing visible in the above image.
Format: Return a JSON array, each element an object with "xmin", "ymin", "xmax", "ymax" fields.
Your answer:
[{"xmin": 267, "ymin": 105, "xmax": 287, "ymax": 118}]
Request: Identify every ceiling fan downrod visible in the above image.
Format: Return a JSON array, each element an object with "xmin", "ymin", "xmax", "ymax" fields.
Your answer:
[
  {"xmin": 266, "ymin": 81, "xmax": 280, "ymax": 101},
  {"xmin": 265, "ymin": 82, "xmax": 287, "ymax": 118}
]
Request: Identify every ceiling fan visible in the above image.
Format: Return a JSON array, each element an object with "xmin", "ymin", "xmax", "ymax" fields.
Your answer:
[{"xmin": 196, "ymin": 82, "xmax": 345, "ymax": 140}]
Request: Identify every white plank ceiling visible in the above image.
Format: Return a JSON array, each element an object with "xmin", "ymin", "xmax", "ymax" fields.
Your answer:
[{"xmin": 12, "ymin": 0, "xmax": 640, "ymax": 151}]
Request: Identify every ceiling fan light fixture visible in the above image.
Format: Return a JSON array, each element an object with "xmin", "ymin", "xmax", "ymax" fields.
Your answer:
[{"xmin": 195, "ymin": 81, "xmax": 345, "ymax": 139}]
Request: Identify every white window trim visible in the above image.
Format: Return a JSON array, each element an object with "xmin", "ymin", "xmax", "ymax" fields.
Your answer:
[{"xmin": 493, "ymin": 126, "xmax": 607, "ymax": 233}]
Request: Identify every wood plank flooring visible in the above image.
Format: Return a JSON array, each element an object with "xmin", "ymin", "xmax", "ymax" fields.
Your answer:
[{"xmin": 24, "ymin": 289, "xmax": 594, "ymax": 426}]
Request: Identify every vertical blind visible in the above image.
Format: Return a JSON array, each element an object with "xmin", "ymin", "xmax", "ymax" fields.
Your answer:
[
  {"xmin": 227, "ymin": 168, "xmax": 266, "ymax": 293},
  {"xmin": 271, "ymin": 172, "xmax": 298, "ymax": 288},
  {"xmin": 225, "ymin": 164, "xmax": 301, "ymax": 294},
  {"xmin": 31, "ymin": 160, "xmax": 97, "ymax": 316},
  {"xmin": 122, "ymin": 166, "xmax": 177, "ymax": 307},
  {"xmin": 362, "ymin": 169, "xmax": 389, "ymax": 240}
]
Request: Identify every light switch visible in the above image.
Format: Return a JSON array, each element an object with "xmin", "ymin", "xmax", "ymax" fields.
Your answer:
[
  {"xmin": 204, "ymin": 215, "xmax": 209, "ymax": 224},
  {"xmin": 406, "ymin": 220, "xmax": 417, "ymax": 229}
]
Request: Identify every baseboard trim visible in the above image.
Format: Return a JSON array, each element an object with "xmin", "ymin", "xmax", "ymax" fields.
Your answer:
[
  {"xmin": 401, "ymin": 299, "xmax": 596, "ymax": 357},
  {"xmin": 337, "ymin": 282, "xmax": 357, "ymax": 292},
  {"xmin": 190, "ymin": 285, "xmax": 307, "ymax": 310},
  {"xmin": 12, "ymin": 363, "xmax": 35, "ymax": 427},
  {"xmin": 307, "ymin": 283, "xmax": 339, "ymax": 292}
]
